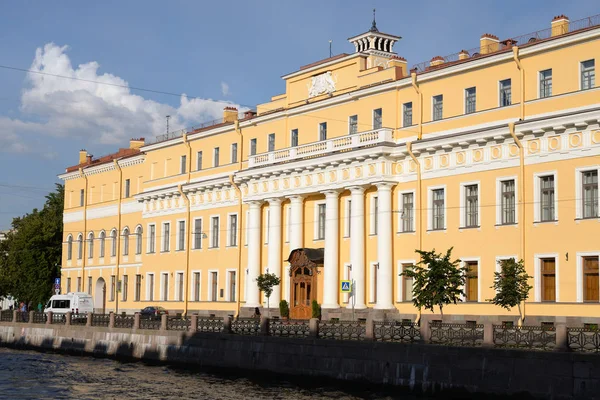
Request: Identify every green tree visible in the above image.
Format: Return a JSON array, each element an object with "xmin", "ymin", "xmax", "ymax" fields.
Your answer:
[
  {"xmin": 256, "ymin": 272, "xmax": 280, "ymax": 317},
  {"xmin": 487, "ymin": 258, "xmax": 532, "ymax": 325},
  {"xmin": 0, "ymin": 184, "xmax": 63, "ymax": 306},
  {"xmin": 401, "ymin": 248, "xmax": 467, "ymax": 319}
]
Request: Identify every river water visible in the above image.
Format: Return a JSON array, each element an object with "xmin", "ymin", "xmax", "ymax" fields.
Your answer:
[{"xmin": 0, "ymin": 347, "xmax": 431, "ymax": 400}]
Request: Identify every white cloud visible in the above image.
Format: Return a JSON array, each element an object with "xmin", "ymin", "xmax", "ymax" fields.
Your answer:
[
  {"xmin": 3, "ymin": 43, "xmax": 242, "ymax": 153},
  {"xmin": 221, "ymin": 82, "xmax": 230, "ymax": 96}
]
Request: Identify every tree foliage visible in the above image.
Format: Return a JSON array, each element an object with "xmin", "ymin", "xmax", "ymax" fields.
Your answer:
[
  {"xmin": 487, "ymin": 258, "xmax": 532, "ymax": 319},
  {"xmin": 401, "ymin": 248, "xmax": 467, "ymax": 317},
  {"xmin": 0, "ymin": 184, "xmax": 63, "ymax": 306},
  {"xmin": 256, "ymin": 272, "xmax": 280, "ymax": 313}
]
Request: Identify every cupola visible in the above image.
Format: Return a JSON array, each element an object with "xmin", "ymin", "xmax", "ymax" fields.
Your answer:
[{"xmin": 347, "ymin": 9, "xmax": 401, "ymax": 60}]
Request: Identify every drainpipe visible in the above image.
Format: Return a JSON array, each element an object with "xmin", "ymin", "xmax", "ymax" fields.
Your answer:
[
  {"xmin": 182, "ymin": 133, "xmax": 192, "ymax": 316},
  {"xmin": 79, "ymin": 168, "xmax": 88, "ymax": 293},
  {"xmin": 113, "ymin": 160, "xmax": 123, "ymax": 314},
  {"xmin": 512, "ymin": 46, "xmax": 525, "ymax": 121},
  {"xmin": 508, "ymin": 122, "xmax": 526, "ymax": 326},
  {"xmin": 232, "ymin": 119, "xmax": 244, "ymax": 318},
  {"xmin": 406, "ymin": 142, "xmax": 422, "ymax": 324},
  {"xmin": 410, "ymin": 71, "xmax": 423, "ymax": 140}
]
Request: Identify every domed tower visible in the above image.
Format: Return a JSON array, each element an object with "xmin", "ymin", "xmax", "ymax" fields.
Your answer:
[{"xmin": 347, "ymin": 9, "xmax": 402, "ymax": 69}]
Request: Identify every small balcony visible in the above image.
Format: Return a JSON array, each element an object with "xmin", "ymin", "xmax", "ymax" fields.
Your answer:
[{"xmin": 248, "ymin": 128, "xmax": 394, "ymax": 168}]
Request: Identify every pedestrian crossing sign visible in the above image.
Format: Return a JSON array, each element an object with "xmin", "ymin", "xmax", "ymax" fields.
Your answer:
[{"xmin": 341, "ymin": 280, "xmax": 351, "ymax": 293}]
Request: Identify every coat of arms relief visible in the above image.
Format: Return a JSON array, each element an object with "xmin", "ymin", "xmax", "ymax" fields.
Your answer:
[{"xmin": 307, "ymin": 71, "xmax": 337, "ymax": 98}]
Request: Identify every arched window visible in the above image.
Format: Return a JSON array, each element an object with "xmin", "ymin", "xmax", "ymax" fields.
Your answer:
[
  {"xmin": 77, "ymin": 233, "xmax": 83, "ymax": 260},
  {"xmin": 99, "ymin": 231, "xmax": 106, "ymax": 258},
  {"xmin": 110, "ymin": 229, "xmax": 117, "ymax": 257},
  {"xmin": 66, "ymin": 235, "xmax": 73, "ymax": 260},
  {"xmin": 88, "ymin": 232, "xmax": 94, "ymax": 259},
  {"xmin": 122, "ymin": 227, "xmax": 130, "ymax": 256},
  {"xmin": 135, "ymin": 225, "xmax": 143, "ymax": 255}
]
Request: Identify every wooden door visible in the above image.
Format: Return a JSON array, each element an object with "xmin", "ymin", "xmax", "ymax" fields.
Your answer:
[
  {"xmin": 542, "ymin": 259, "xmax": 556, "ymax": 302},
  {"xmin": 290, "ymin": 266, "xmax": 316, "ymax": 319}
]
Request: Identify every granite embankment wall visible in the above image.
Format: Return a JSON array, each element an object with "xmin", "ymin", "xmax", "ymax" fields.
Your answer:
[{"xmin": 0, "ymin": 321, "xmax": 599, "ymax": 399}]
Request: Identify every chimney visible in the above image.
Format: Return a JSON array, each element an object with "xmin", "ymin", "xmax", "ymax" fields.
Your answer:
[
  {"xmin": 458, "ymin": 50, "xmax": 469, "ymax": 61},
  {"xmin": 243, "ymin": 110, "xmax": 257, "ymax": 120},
  {"xmin": 551, "ymin": 15, "xmax": 569, "ymax": 37},
  {"xmin": 223, "ymin": 107, "xmax": 238, "ymax": 123},
  {"xmin": 388, "ymin": 55, "xmax": 407, "ymax": 76},
  {"xmin": 480, "ymin": 33, "xmax": 499, "ymax": 55},
  {"xmin": 430, "ymin": 56, "xmax": 444, "ymax": 67},
  {"xmin": 79, "ymin": 149, "xmax": 87, "ymax": 164},
  {"xmin": 86, "ymin": 154, "xmax": 93, "ymax": 164},
  {"xmin": 129, "ymin": 137, "xmax": 145, "ymax": 149}
]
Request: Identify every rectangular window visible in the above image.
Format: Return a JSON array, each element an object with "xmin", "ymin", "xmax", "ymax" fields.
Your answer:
[
  {"xmin": 465, "ymin": 184, "xmax": 479, "ymax": 227},
  {"xmin": 162, "ymin": 222, "xmax": 170, "ymax": 252},
  {"xmin": 122, "ymin": 275, "xmax": 128, "ymax": 302},
  {"xmin": 370, "ymin": 263, "xmax": 377, "ymax": 304},
  {"xmin": 193, "ymin": 272, "xmax": 201, "ymax": 301},
  {"xmin": 403, "ymin": 265, "xmax": 413, "ymax": 302},
  {"xmin": 88, "ymin": 276, "xmax": 92, "ymax": 295},
  {"xmin": 499, "ymin": 79, "xmax": 512, "ymax": 107},
  {"xmin": 66, "ymin": 277, "xmax": 71, "ymax": 294},
  {"xmin": 581, "ymin": 59, "xmax": 595, "ymax": 90},
  {"xmin": 231, "ymin": 143, "xmax": 238, "ymax": 163},
  {"xmin": 76, "ymin": 277, "xmax": 81, "ymax": 292},
  {"xmin": 583, "ymin": 170, "xmax": 598, "ymax": 218},
  {"xmin": 403, "ymin": 102, "xmax": 413, "ymax": 127},
  {"xmin": 211, "ymin": 216, "xmax": 219, "ymax": 248},
  {"xmin": 213, "ymin": 147, "xmax": 220, "ymax": 167},
  {"xmin": 465, "ymin": 261, "xmax": 478, "ymax": 302},
  {"xmin": 371, "ymin": 196, "xmax": 379, "ymax": 235},
  {"xmin": 317, "ymin": 203, "xmax": 326, "ymax": 240},
  {"xmin": 211, "ymin": 272, "xmax": 218, "ymax": 301},
  {"xmin": 268, "ymin": 133, "xmax": 275, "ymax": 152},
  {"xmin": 149, "ymin": 224, "xmax": 156, "ymax": 253},
  {"xmin": 432, "ymin": 95, "xmax": 443, "ymax": 121},
  {"xmin": 373, "ymin": 108, "xmax": 382, "ymax": 129},
  {"xmin": 501, "ymin": 180, "xmax": 516, "ymax": 224},
  {"xmin": 177, "ymin": 272, "xmax": 184, "ymax": 301},
  {"xmin": 291, "ymin": 129, "xmax": 298, "ymax": 147},
  {"xmin": 465, "ymin": 87, "xmax": 476, "ymax": 114},
  {"xmin": 135, "ymin": 274, "xmax": 141, "ymax": 301},
  {"xmin": 110, "ymin": 275, "xmax": 116, "ymax": 301},
  {"xmin": 161, "ymin": 273, "xmax": 168, "ymax": 301},
  {"xmin": 196, "ymin": 151, "xmax": 203, "ymax": 170},
  {"xmin": 194, "ymin": 219, "xmax": 203, "ymax": 249},
  {"xmin": 540, "ymin": 175, "xmax": 555, "ymax": 221},
  {"xmin": 319, "ymin": 122, "xmax": 327, "ymax": 141},
  {"xmin": 345, "ymin": 199, "xmax": 352, "ymax": 237},
  {"xmin": 178, "ymin": 220, "xmax": 185, "ymax": 251},
  {"xmin": 229, "ymin": 214, "xmax": 238, "ymax": 246},
  {"xmin": 250, "ymin": 138, "xmax": 257, "ymax": 156},
  {"xmin": 539, "ymin": 69, "xmax": 552, "ymax": 98},
  {"xmin": 124, "ymin": 179, "xmax": 130, "ymax": 198},
  {"xmin": 432, "ymin": 189, "xmax": 445, "ymax": 230},
  {"xmin": 148, "ymin": 274, "xmax": 154, "ymax": 301},
  {"xmin": 541, "ymin": 258, "xmax": 556, "ymax": 302},
  {"xmin": 584, "ymin": 257, "xmax": 599, "ymax": 302},
  {"xmin": 229, "ymin": 271, "xmax": 236, "ymax": 302},
  {"xmin": 180, "ymin": 155, "xmax": 187, "ymax": 174},
  {"xmin": 348, "ymin": 115, "xmax": 358, "ymax": 134},
  {"xmin": 80, "ymin": 189, "xmax": 84, "ymax": 206},
  {"xmin": 402, "ymin": 193, "xmax": 414, "ymax": 232}
]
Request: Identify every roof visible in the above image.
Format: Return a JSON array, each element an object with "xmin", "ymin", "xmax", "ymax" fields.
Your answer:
[
  {"xmin": 65, "ymin": 147, "xmax": 141, "ymax": 173},
  {"xmin": 286, "ymin": 248, "xmax": 325, "ymax": 264},
  {"xmin": 299, "ymin": 54, "xmax": 349, "ymax": 71}
]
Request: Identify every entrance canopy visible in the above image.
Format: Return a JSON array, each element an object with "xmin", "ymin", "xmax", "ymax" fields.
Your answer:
[{"xmin": 286, "ymin": 248, "xmax": 324, "ymax": 271}]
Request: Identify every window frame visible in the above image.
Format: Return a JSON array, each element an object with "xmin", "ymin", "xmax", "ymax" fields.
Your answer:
[
  {"xmin": 576, "ymin": 253, "xmax": 600, "ymax": 303},
  {"xmin": 162, "ymin": 222, "xmax": 170, "ymax": 252},
  {"xmin": 534, "ymin": 254, "xmax": 559, "ymax": 302},
  {"xmin": 462, "ymin": 259, "xmax": 481, "ymax": 302},
  {"xmin": 460, "ymin": 182, "xmax": 480, "ymax": 228},
  {"xmin": 397, "ymin": 261, "xmax": 417, "ymax": 302},
  {"xmin": 122, "ymin": 227, "xmax": 130, "ymax": 256},
  {"xmin": 180, "ymin": 155, "xmax": 187, "ymax": 174},
  {"xmin": 399, "ymin": 191, "xmax": 415, "ymax": 233},
  {"xmin": 196, "ymin": 151, "xmax": 203, "ymax": 171},
  {"xmin": 231, "ymin": 143, "xmax": 238, "ymax": 164},
  {"xmin": 499, "ymin": 78, "xmax": 512, "ymax": 107},
  {"xmin": 147, "ymin": 224, "xmax": 156, "ymax": 254},
  {"xmin": 124, "ymin": 179, "xmax": 131, "ymax": 198},
  {"xmin": 319, "ymin": 122, "xmax": 327, "ymax": 141},
  {"xmin": 250, "ymin": 138, "xmax": 257, "ymax": 156},
  {"xmin": 372, "ymin": 108, "xmax": 382, "ymax": 129},
  {"xmin": 135, "ymin": 225, "xmax": 143, "ymax": 255},
  {"xmin": 496, "ymin": 177, "xmax": 517, "ymax": 225},
  {"xmin": 432, "ymin": 94, "xmax": 443, "ymax": 121},
  {"xmin": 428, "ymin": 186, "xmax": 446, "ymax": 231},
  {"xmin": 210, "ymin": 215, "xmax": 220, "ymax": 248},
  {"xmin": 227, "ymin": 213, "xmax": 238, "ymax": 247},
  {"xmin": 314, "ymin": 202, "xmax": 326, "ymax": 240},
  {"xmin": 193, "ymin": 217, "xmax": 203, "ymax": 250},
  {"xmin": 577, "ymin": 168, "xmax": 599, "ymax": 219},
  {"xmin": 539, "ymin": 68, "xmax": 552, "ymax": 98},
  {"xmin": 348, "ymin": 115, "xmax": 358, "ymax": 135},
  {"xmin": 177, "ymin": 219, "xmax": 186, "ymax": 251},
  {"xmin": 290, "ymin": 129, "xmax": 298, "ymax": 147},
  {"xmin": 402, "ymin": 102, "xmax": 413, "ymax": 127},
  {"xmin": 268, "ymin": 133, "xmax": 275, "ymax": 152},
  {"xmin": 213, "ymin": 147, "xmax": 220, "ymax": 167},
  {"xmin": 464, "ymin": 87, "xmax": 476, "ymax": 114},
  {"xmin": 534, "ymin": 172, "xmax": 558, "ymax": 222},
  {"xmin": 581, "ymin": 59, "xmax": 595, "ymax": 90},
  {"xmin": 110, "ymin": 229, "xmax": 117, "ymax": 258}
]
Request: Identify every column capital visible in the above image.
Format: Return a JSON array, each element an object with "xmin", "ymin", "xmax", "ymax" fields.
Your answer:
[
  {"xmin": 374, "ymin": 181, "xmax": 395, "ymax": 191},
  {"xmin": 246, "ymin": 200, "xmax": 264, "ymax": 207},
  {"xmin": 348, "ymin": 185, "xmax": 368, "ymax": 194},
  {"xmin": 321, "ymin": 189, "xmax": 342, "ymax": 197},
  {"xmin": 286, "ymin": 194, "xmax": 305, "ymax": 202},
  {"xmin": 266, "ymin": 197, "xmax": 284, "ymax": 206}
]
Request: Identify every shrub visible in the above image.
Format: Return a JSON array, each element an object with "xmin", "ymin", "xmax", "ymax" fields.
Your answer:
[{"xmin": 279, "ymin": 299, "xmax": 289, "ymax": 318}]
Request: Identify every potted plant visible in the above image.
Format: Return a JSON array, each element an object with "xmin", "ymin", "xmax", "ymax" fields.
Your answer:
[
  {"xmin": 311, "ymin": 299, "xmax": 321, "ymax": 320},
  {"xmin": 279, "ymin": 300, "xmax": 289, "ymax": 320}
]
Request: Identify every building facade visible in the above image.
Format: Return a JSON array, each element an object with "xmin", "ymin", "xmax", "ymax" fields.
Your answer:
[{"xmin": 59, "ymin": 14, "xmax": 600, "ymax": 323}]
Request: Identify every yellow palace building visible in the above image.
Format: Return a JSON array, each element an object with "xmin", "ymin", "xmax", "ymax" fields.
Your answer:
[{"xmin": 59, "ymin": 14, "xmax": 600, "ymax": 324}]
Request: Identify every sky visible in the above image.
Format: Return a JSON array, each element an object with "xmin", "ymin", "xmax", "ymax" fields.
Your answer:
[{"xmin": 0, "ymin": 0, "xmax": 598, "ymax": 229}]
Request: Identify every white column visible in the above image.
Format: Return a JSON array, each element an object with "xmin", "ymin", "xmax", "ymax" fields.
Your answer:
[
  {"xmin": 267, "ymin": 198, "xmax": 283, "ymax": 306},
  {"xmin": 245, "ymin": 201, "xmax": 262, "ymax": 308},
  {"xmin": 322, "ymin": 190, "xmax": 340, "ymax": 309},
  {"xmin": 348, "ymin": 186, "xmax": 367, "ymax": 309},
  {"xmin": 375, "ymin": 182, "xmax": 394, "ymax": 309},
  {"xmin": 286, "ymin": 195, "xmax": 304, "ymax": 302}
]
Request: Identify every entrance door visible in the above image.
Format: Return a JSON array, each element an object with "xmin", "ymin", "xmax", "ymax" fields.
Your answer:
[
  {"xmin": 290, "ymin": 266, "xmax": 316, "ymax": 319},
  {"xmin": 95, "ymin": 278, "xmax": 106, "ymax": 314}
]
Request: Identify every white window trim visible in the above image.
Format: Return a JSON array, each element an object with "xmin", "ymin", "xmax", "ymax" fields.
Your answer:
[
  {"xmin": 161, "ymin": 222, "xmax": 171, "ymax": 252},
  {"xmin": 397, "ymin": 260, "xmax": 417, "ymax": 302},
  {"xmin": 190, "ymin": 270, "xmax": 201, "ymax": 301},
  {"xmin": 576, "ymin": 252, "xmax": 600, "ymax": 303},
  {"xmin": 431, "ymin": 94, "xmax": 443, "ymax": 121},
  {"xmin": 369, "ymin": 262, "xmax": 378, "ymax": 304},
  {"xmin": 226, "ymin": 212, "xmax": 239, "ymax": 247},
  {"xmin": 575, "ymin": 166, "xmax": 600, "ymax": 219},
  {"xmin": 192, "ymin": 217, "xmax": 203, "ymax": 250},
  {"xmin": 534, "ymin": 253, "xmax": 560, "ymax": 302},
  {"xmin": 180, "ymin": 155, "xmax": 186, "ymax": 174},
  {"xmin": 343, "ymin": 198, "xmax": 352, "ymax": 237},
  {"xmin": 208, "ymin": 269, "xmax": 219, "ymax": 302},
  {"xmin": 264, "ymin": 208, "xmax": 270, "ymax": 245},
  {"xmin": 225, "ymin": 268, "xmax": 237, "ymax": 302},
  {"xmin": 249, "ymin": 138, "xmax": 257, "ymax": 156},
  {"xmin": 538, "ymin": 68, "xmax": 552, "ymax": 99},
  {"xmin": 372, "ymin": 108, "xmax": 382, "ymax": 129},
  {"xmin": 146, "ymin": 272, "xmax": 155, "ymax": 301},
  {"xmin": 313, "ymin": 200, "xmax": 326, "ymax": 241},
  {"xmin": 174, "ymin": 270, "xmax": 185, "ymax": 301},
  {"xmin": 175, "ymin": 219, "xmax": 186, "ymax": 251},
  {"xmin": 244, "ymin": 210, "xmax": 250, "ymax": 246},
  {"xmin": 579, "ymin": 59, "xmax": 595, "ymax": 91},
  {"xmin": 398, "ymin": 189, "xmax": 416, "ymax": 233},
  {"xmin": 461, "ymin": 257, "xmax": 482, "ymax": 302},
  {"xmin": 348, "ymin": 115, "xmax": 357, "ymax": 134},
  {"xmin": 160, "ymin": 272, "xmax": 169, "ymax": 301},
  {"xmin": 533, "ymin": 171, "xmax": 558, "ymax": 222},
  {"xmin": 230, "ymin": 143, "xmax": 237, "ymax": 164},
  {"xmin": 285, "ymin": 205, "xmax": 291, "ymax": 243},
  {"xmin": 213, "ymin": 147, "xmax": 220, "ymax": 167},
  {"xmin": 209, "ymin": 215, "xmax": 220, "ymax": 249},
  {"xmin": 495, "ymin": 176, "xmax": 518, "ymax": 225},
  {"xmin": 493, "ymin": 255, "xmax": 518, "ymax": 295},
  {"xmin": 369, "ymin": 194, "xmax": 378, "ymax": 235},
  {"xmin": 290, "ymin": 129, "xmax": 298, "ymax": 146},
  {"xmin": 498, "ymin": 78, "xmax": 512, "ymax": 107},
  {"xmin": 343, "ymin": 262, "xmax": 352, "ymax": 304},
  {"xmin": 402, "ymin": 102, "xmax": 413, "ymax": 128},
  {"xmin": 318, "ymin": 122, "xmax": 327, "ymax": 141},
  {"xmin": 459, "ymin": 180, "xmax": 481, "ymax": 228},
  {"xmin": 427, "ymin": 184, "xmax": 447, "ymax": 231},
  {"xmin": 147, "ymin": 223, "xmax": 156, "ymax": 253},
  {"xmin": 268, "ymin": 133, "xmax": 275, "ymax": 152}
]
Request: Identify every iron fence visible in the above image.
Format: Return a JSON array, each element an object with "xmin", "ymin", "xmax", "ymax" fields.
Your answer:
[
  {"xmin": 167, "ymin": 316, "xmax": 191, "ymax": 331},
  {"xmin": 374, "ymin": 321, "xmax": 421, "ymax": 343},
  {"xmin": 70, "ymin": 314, "xmax": 88, "ymax": 326},
  {"xmin": 16, "ymin": 311, "xmax": 29, "ymax": 323},
  {"xmin": 493, "ymin": 325, "xmax": 556, "ymax": 351},
  {"xmin": 231, "ymin": 318, "xmax": 260, "ymax": 335},
  {"xmin": 197, "ymin": 317, "xmax": 224, "ymax": 333},
  {"xmin": 0, "ymin": 310, "xmax": 13, "ymax": 322},
  {"xmin": 51, "ymin": 313, "xmax": 66, "ymax": 325},
  {"xmin": 269, "ymin": 319, "xmax": 310, "ymax": 338},
  {"xmin": 568, "ymin": 327, "xmax": 600, "ymax": 353},
  {"xmin": 114, "ymin": 314, "xmax": 135, "ymax": 329},
  {"xmin": 91, "ymin": 314, "xmax": 110, "ymax": 327},
  {"xmin": 318, "ymin": 320, "xmax": 366, "ymax": 341},
  {"xmin": 429, "ymin": 322, "xmax": 484, "ymax": 347},
  {"xmin": 32, "ymin": 312, "xmax": 46, "ymax": 324},
  {"xmin": 139, "ymin": 316, "xmax": 161, "ymax": 330}
]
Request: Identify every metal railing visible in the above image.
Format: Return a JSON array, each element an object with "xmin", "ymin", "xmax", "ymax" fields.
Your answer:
[
  {"xmin": 0, "ymin": 310, "xmax": 13, "ymax": 322},
  {"xmin": 139, "ymin": 316, "xmax": 161, "ymax": 330},
  {"xmin": 231, "ymin": 318, "xmax": 260, "ymax": 335},
  {"xmin": 91, "ymin": 314, "xmax": 110, "ymax": 327},
  {"xmin": 429, "ymin": 322, "xmax": 484, "ymax": 347},
  {"xmin": 51, "ymin": 313, "xmax": 66, "ymax": 325},
  {"xmin": 269, "ymin": 319, "xmax": 310, "ymax": 338},
  {"xmin": 197, "ymin": 317, "xmax": 224, "ymax": 333},
  {"xmin": 114, "ymin": 314, "xmax": 135, "ymax": 329},
  {"xmin": 568, "ymin": 327, "xmax": 600, "ymax": 353},
  {"xmin": 16, "ymin": 311, "xmax": 29, "ymax": 323},
  {"xmin": 167, "ymin": 316, "xmax": 191, "ymax": 331},
  {"xmin": 70, "ymin": 314, "xmax": 88, "ymax": 326},
  {"xmin": 493, "ymin": 325, "xmax": 556, "ymax": 351},
  {"xmin": 374, "ymin": 320, "xmax": 421, "ymax": 343},
  {"xmin": 319, "ymin": 320, "xmax": 366, "ymax": 341},
  {"xmin": 32, "ymin": 312, "xmax": 46, "ymax": 324}
]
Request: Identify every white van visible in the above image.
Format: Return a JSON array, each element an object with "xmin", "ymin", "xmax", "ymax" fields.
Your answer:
[{"xmin": 44, "ymin": 292, "xmax": 94, "ymax": 315}]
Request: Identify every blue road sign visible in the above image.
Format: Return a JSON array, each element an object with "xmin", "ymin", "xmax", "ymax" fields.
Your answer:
[
  {"xmin": 341, "ymin": 280, "xmax": 351, "ymax": 293},
  {"xmin": 54, "ymin": 278, "xmax": 60, "ymax": 285}
]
